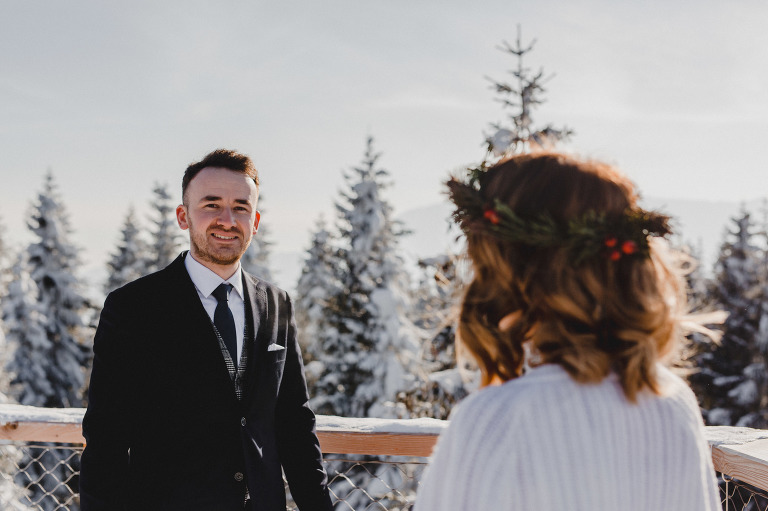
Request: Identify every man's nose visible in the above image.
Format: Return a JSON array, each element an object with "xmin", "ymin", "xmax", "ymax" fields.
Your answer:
[{"xmin": 216, "ymin": 207, "xmax": 236, "ymax": 227}]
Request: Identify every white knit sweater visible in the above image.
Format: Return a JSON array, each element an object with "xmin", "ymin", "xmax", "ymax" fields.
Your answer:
[{"xmin": 416, "ymin": 363, "xmax": 719, "ymax": 511}]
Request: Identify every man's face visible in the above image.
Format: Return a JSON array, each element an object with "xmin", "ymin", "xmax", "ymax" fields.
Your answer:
[{"xmin": 176, "ymin": 166, "xmax": 260, "ymax": 272}]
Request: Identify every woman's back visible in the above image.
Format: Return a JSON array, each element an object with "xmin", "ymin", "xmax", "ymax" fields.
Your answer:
[
  {"xmin": 417, "ymin": 152, "xmax": 721, "ymax": 510},
  {"xmin": 416, "ymin": 363, "xmax": 719, "ymax": 511}
]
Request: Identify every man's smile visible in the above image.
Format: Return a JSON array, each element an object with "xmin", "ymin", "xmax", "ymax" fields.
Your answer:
[{"xmin": 211, "ymin": 233, "xmax": 238, "ymax": 240}]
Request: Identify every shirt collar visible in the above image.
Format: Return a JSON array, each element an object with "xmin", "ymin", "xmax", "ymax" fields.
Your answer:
[{"xmin": 184, "ymin": 252, "xmax": 244, "ymax": 300}]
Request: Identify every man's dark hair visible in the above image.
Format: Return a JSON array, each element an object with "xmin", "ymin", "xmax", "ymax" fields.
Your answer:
[{"xmin": 182, "ymin": 149, "xmax": 259, "ymax": 203}]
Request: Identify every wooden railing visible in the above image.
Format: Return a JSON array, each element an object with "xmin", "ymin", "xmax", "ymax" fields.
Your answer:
[
  {"xmin": 709, "ymin": 433, "xmax": 768, "ymax": 491},
  {"xmin": 0, "ymin": 404, "xmax": 445, "ymax": 456},
  {"xmin": 2, "ymin": 403, "xmax": 768, "ymax": 491}
]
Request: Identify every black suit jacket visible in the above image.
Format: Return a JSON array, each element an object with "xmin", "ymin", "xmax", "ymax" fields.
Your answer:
[{"xmin": 80, "ymin": 253, "xmax": 333, "ymax": 511}]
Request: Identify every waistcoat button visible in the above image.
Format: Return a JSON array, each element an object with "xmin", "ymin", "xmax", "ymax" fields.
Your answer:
[{"xmin": 234, "ymin": 472, "xmax": 244, "ymax": 482}]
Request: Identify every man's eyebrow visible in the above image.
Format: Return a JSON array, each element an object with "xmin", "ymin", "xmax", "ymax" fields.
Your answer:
[{"xmin": 198, "ymin": 195, "xmax": 252, "ymax": 205}]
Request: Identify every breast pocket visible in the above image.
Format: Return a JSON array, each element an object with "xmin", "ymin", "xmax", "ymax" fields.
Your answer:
[{"xmin": 266, "ymin": 347, "xmax": 287, "ymax": 390}]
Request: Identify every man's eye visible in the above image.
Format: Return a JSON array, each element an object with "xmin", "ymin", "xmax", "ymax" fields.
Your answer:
[{"xmin": 204, "ymin": 204, "xmax": 218, "ymax": 209}]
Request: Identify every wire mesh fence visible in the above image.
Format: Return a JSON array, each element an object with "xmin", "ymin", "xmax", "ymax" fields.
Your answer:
[
  {"xmin": 1, "ymin": 441, "xmax": 765, "ymax": 511},
  {"xmin": 317, "ymin": 456, "xmax": 426, "ymax": 511},
  {"xmin": 0, "ymin": 443, "xmax": 427, "ymax": 511},
  {"xmin": 719, "ymin": 473, "xmax": 768, "ymax": 511},
  {"xmin": 0, "ymin": 442, "xmax": 81, "ymax": 511}
]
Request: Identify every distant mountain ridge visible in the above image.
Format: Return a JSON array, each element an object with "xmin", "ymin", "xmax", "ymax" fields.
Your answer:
[
  {"xmin": 273, "ymin": 196, "xmax": 752, "ymax": 293},
  {"xmin": 642, "ymin": 196, "xmax": 749, "ymax": 270},
  {"xmin": 396, "ymin": 196, "xmax": 753, "ymax": 274}
]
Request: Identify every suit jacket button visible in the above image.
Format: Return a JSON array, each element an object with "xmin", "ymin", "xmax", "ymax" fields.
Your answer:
[
  {"xmin": 241, "ymin": 417, "xmax": 246, "ymax": 426},
  {"xmin": 234, "ymin": 472, "xmax": 244, "ymax": 482}
]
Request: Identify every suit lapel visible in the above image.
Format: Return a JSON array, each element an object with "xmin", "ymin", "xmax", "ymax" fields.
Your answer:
[
  {"xmin": 167, "ymin": 253, "xmax": 239, "ymax": 390},
  {"xmin": 242, "ymin": 271, "xmax": 269, "ymax": 403},
  {"xmin": 167, "ymin": 253, "xmax": 218, "ymax": 341}
]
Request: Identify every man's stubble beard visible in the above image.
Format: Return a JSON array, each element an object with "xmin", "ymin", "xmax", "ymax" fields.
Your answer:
[{"xmin": 188, "ymin": 222, "xmax": 251, "ymax": 267}]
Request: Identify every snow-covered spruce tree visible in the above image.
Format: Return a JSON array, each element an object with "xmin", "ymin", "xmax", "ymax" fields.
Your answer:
[
  {"xmin": 690, "ymin": 210, "xmax": 768, "ymax": 427},
  {"xmin": 0, "ymin": 233, "xmax": 29, "ymax": 509},
  {"xmin": 23, "ymin": 172, "xmax": 91, "ymax": 406},
  {"xmin": 395, "ymin": 29, "xmax": 576, "ymax": 422},
  {"xmin": 676, "ymin": 243, "xmax": 716, "ymax": 368},
  {"xmin": 0, "ymin": 218, "xmax": 11, "ymax": 397},
  {"xmin": 0, "ymin": 216, "xmax": 12, "ymax": 297},
  {"xmin": 397, "ymin": 255, "xmax": 474, "ymax": 420},
  {"xmin": 104, "ymin": 206, "xmax": 150, "ymax": 293},
  {"xmin": 0, "ymin": 321, "xmax": 30, "ymax": 511},
  {"xmin": 0, "ymin": 215, "xmax": 5, "ymax": 262},
  {"xmin": 240, "ymin": 194, "xmax": 274, "ymax": 282},
  {"xmin": 309, "ymin": 139, "xmax": 419, "ymax": 510},
  {"xmin": 484, "ymin": 26, "xmax": 572, "ymax": 159},
  {"xmin": 682, "ymin": 243, "xmax": 710, "ymax": 309},
  {"xmin": 295, "ymin": 216, "xmax": 339, "ymax": 368},
  {"xmin": 310, "ymin": 137, "xmax": 418, "ymax": 419},
  {"xmin": 12, "ymin": 172, "xmax": 91, "ymax": 510},
  {"xmin": 3, "ymin": 255, "xmax": 50, "ymax": 404},
  {"xmin": 147, "ymin": 182, "xmax": 182, "ymax": 272}
]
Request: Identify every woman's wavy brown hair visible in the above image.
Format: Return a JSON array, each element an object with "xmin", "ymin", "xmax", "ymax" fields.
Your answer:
[{"xmin": 456, "ymin": 152, "xmax": 686, "ymax": 401}]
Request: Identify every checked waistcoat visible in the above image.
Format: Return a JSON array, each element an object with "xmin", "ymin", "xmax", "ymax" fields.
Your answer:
[{"xmin": 210, "ymin": 285, "xmax": 255, "ymax": 400}]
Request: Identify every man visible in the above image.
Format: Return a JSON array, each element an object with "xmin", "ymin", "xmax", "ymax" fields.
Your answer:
[{"xmin": 80, "ymin": 149, "xmax": 334, "ymax": 511}]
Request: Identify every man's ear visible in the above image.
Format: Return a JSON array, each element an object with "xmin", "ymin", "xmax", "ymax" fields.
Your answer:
[
  {"xmin": 252, "ymin": 211, "xmax": 261, "ymax": 234},
  {"xmin": 176, "ymin": 204, "xmax": 189, "ymax": 230}
]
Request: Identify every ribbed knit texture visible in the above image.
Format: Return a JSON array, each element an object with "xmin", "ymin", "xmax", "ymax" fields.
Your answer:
[{"xmin": 416, "ymin": 363, "xmax": 719, "ymax": 511}]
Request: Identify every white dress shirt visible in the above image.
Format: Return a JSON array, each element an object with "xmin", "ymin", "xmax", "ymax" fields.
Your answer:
[{"xmin": 184, "ymin": 253, "xmax": 246, "ymax": 362}]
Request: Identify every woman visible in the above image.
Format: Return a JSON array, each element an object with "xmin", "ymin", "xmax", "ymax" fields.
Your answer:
[{"xmin": 416, "ymin": 152, "xmax": 719, "ymax": 510}]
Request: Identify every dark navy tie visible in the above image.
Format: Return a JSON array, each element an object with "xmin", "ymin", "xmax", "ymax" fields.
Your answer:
[{"xmin": 212, "ymin": 283, "xmax": 238, "ymax": 367}]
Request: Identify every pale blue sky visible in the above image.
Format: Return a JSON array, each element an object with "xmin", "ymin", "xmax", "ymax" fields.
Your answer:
[{"xmin": 1, "ymin": 0, "xmax": 767, "ymax": 290}]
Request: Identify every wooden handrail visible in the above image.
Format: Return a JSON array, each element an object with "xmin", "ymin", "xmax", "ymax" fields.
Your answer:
[
  {"xmin": 0, "ymin": 405, "xmax": 85, "ymax": 444},
  {"xmin": 0, "ymin": 404, "xmax": 445, "ymax": 456},
  {"xmin": 711, "ymin": 439, "xmax": 768, "ymax": 490},
  {"xmin": 3, "ymin": 404, "xmax": 768, "ymax": 490},
  {"xmin": 316, "ymin": 415, "xmax": 445, "ymax": 456}
]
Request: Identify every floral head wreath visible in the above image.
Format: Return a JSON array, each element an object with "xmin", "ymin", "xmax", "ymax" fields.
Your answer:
[{"xmin": 447, "ymin": 164, "xmax": 672, "ymax": 265}]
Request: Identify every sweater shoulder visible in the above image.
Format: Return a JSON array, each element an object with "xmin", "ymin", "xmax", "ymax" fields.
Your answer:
[
  {"xmin": 450, "ymin": 363, "xmax": 700, "ymax": 431},
  {"xmin": 448, "ymin": 365, "xmax": 568, "ymax": 430}
]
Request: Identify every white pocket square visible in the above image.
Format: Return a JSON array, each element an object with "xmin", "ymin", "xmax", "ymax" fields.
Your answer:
[{"xmin": 267, "ymin": 344, "xmax": 285, "ymax": 352}]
